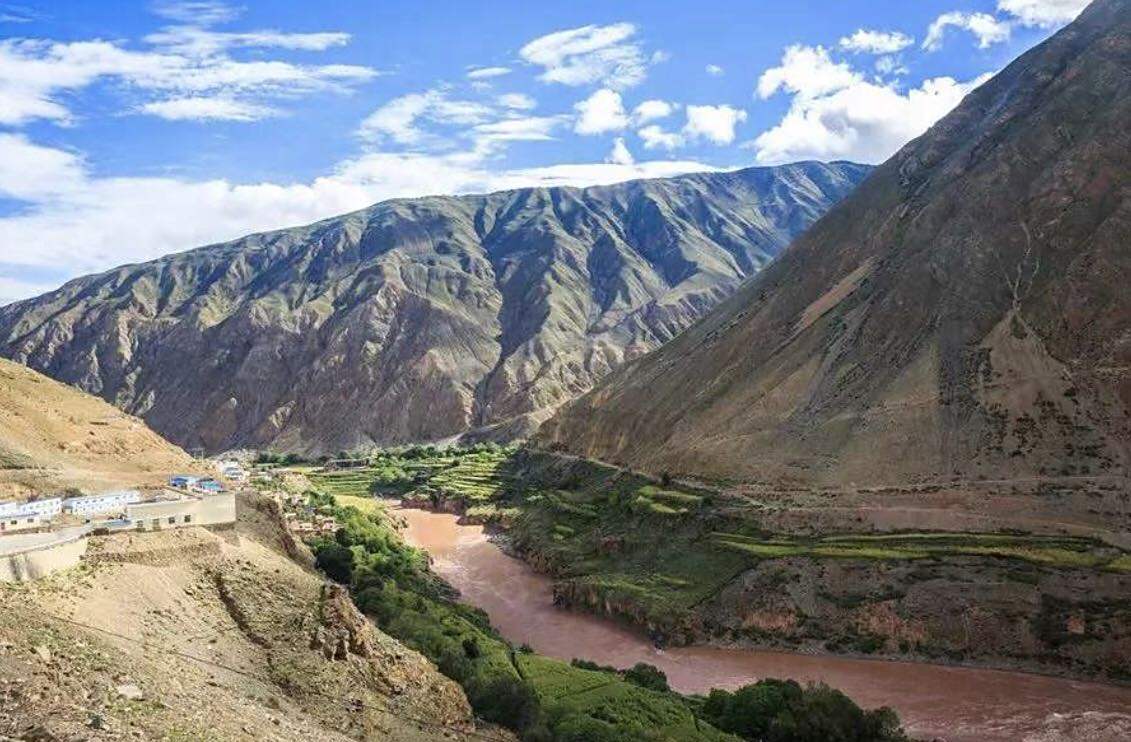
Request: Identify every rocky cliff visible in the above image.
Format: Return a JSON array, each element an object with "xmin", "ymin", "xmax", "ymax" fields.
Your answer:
[
  {"xmin": 0, "ymin": 162, "xmax": 868, "ymax": 455},
  {"xmin": 540, "ymin": 0, "xmax": 1131, "ymax": 492}
]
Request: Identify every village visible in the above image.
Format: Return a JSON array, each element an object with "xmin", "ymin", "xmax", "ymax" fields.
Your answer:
[{"xmin": 0, "ymin": 460, "xmax": 245, "ymax": 582}]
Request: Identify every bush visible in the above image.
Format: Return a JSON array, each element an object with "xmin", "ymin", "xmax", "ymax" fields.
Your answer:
[
  {"xmin": 468, "ymin": 676, "xmax": 542, "ymax": 731},
  {"xmin": 622, "ymin": 662, "xmax": 669, "ymax": 692},
  {"xmin": 314, "ymin": 543, "xmax": 354, "ymax": 584},
  {"xmin": 701, "ymin": 680, "xmax": 905, "ymax": 742}
]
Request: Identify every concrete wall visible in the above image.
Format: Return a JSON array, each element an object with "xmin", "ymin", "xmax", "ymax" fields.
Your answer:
[
  {"xmin": 0, "ymin": 533, "xmax": 87, "ymax": 582},
  {"xmin": 126, "ymin": 492, "xmax": 235, "ymax": 531}
]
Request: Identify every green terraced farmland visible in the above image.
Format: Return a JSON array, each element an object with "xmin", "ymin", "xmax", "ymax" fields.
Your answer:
[
  {"xmin": 711, "ymin": 531, "xmax": 1128, "ymax": 570},
  {"xmin": 424, "ymin": 449, "xmax": 516, "ymax": 503}
]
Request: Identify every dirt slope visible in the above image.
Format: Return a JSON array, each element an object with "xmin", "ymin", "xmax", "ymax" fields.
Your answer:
[
  {"xmin": 540, "ymin": 0, "xmax": 1131, "ymax": 500},
  {"xmin": 0, "ymin": 357, "xmax": 199, "ymax": 498},
  {"xmin": 0, "ymin": 493, "xmax": 492, "ymax": 741}
]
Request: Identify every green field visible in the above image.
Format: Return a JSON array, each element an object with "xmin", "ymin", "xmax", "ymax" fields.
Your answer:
[{"xmin": 711, "ymin": 531, "xmax": 1126, "ymax": 570}]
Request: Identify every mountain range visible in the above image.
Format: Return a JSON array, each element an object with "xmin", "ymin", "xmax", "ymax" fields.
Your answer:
[{"xmin": 0, "ymin": 162, "xmax": 868, "ymax": 455}]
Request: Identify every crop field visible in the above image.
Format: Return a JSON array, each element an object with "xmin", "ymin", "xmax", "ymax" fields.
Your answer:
[
  {"xmin": 711, "ymin": 531, "xmax": 1130, "ymax": 570},
  {"xmin": 424, "ymin": 449, "xmax": 516, "ymax": 503}
]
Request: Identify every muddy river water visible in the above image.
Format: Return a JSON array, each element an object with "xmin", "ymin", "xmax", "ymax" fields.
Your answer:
[{"xmin": 397, "ymin": 507, "xmax": 1131, "ymax": 741}]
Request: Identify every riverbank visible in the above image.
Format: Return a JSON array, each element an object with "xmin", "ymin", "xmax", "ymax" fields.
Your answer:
[{"xmin": 397, "ymin": 505, "xmax": 1131, "ymax": 742}]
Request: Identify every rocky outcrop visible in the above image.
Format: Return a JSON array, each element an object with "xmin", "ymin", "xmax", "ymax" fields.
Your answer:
[
  {"xmin": 539, "ymin": 0, "xmax": 1131, "ymax": 496},
  {"xmin": 700, "ymin": 557, "xmax": 1131, "ymax": 681},
  {"xmin": 0, "ymin": 163, "xmax": 868, "ymax": 455}
]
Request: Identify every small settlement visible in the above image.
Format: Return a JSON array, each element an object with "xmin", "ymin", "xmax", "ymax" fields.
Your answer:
[{"xmin": 0, "ymin": 460, "xmax": 247, "ymax": 582}]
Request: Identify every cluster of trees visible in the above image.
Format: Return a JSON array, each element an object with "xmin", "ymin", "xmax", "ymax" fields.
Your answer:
[{"xmin": 701, "ymin": 680, "xmax": 905, "ymax": 742}]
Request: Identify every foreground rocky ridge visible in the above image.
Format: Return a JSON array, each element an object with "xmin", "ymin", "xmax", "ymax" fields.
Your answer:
[
  {"xmin": 0, "ymin": 493, "xmax": 485, "ymax": 741},
  {"xmin": 539, "ymin": 0, "xmax": 1131, "ymax": 495},
  {"xmin": 0, "ymin": 162, "xmax": 868, "ymax": 455}
]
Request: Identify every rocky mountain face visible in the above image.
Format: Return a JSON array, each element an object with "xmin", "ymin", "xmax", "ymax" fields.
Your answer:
[
  {"xmin": 0, "ymin": 162, "xmax": 867, "ymax": 455},
  {"xmin": 540, "ymin": 0, "xmax": 1131, "ymax": 491}
]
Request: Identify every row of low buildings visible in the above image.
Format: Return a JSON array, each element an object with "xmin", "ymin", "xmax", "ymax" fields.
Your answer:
[{"xmin": 1, "ymin": 491, "xmax": 144, "ymax": 533}]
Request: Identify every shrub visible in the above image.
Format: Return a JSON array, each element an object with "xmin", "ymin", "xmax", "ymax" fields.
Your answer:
[
  {"xmin": 468, "ymin": 676, "xmax": 542, "ymax": 731},
  {"xmin": 622, "ymin": 662, "xmax": 669, "ymax": 693},
  {"xmin": 314, "ymin": 543, "xmax": 354, "ymax": 584},
  {"xmin": 701, "ymin": 680, "xmax": 906, "ymax": 742}
]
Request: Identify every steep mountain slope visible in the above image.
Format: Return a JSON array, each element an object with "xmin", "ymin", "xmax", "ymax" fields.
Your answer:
[
  {"xmin": 540, "ymin": 0, "xmax": 1131, "ymax": 492},
  {"xmin": 0, "ymin": 357, "xmax": 199, "ymax": 498},
  {"xmin": 0, "ymin": 162, "xmax": 868, "ymax": 455}
]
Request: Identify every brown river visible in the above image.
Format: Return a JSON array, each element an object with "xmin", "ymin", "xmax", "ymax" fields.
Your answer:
[{"xmin": 397, "ymin": 506, "xmax": 1131, "ymax": 742}]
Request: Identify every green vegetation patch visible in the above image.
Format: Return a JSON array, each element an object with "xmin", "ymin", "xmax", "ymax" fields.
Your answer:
[{"xmin": 712, "ymin": 530, "xmax": 1125, "ymax": 570}]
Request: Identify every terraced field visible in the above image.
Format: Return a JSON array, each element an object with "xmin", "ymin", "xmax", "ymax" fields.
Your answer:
[{"xmin": 711, "ymin": 531, "xmax": 1131, "ymax": 571}]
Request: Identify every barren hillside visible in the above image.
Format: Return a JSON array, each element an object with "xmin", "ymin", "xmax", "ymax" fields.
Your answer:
[{"xmin": 0, "ymin": 358, "xmax": 199, "ymax": 498}]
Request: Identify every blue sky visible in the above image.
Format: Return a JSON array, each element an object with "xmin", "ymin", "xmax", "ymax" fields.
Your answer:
[{"xmin": 0, "ymin": 0, "xmax": 1089, "ymax": 304}]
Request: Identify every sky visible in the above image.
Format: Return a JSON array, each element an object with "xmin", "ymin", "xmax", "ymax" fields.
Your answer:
[{"xmin": 0, "ymin": 0, "xmax": 1092, "ymax": 305}]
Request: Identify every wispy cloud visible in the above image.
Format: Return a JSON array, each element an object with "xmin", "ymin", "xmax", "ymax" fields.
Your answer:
[
  {"xmin": 139, "ymin": 96, "xmax": 280, "ymax": 121},
  {"xmin": 0, "ymin": 28, "xmax": 377, "ymax": 127},
  {"xmin": 467, "ymin": 65, "xmax": 511, "ymax": 80},
  {"xmin": 150, "ymin": 1, "xmax": 243, "ymax": 26},
  {"xmin": 838, "ymin": 29, "xmax": 914, "ymax": 54},
  {"xmin": 923, "ymin": 12, "xmax": 1011, "ymax": 51},
  {"xmin": 519, "ymin": 23, "xmax": 650, "ymax": 89}
]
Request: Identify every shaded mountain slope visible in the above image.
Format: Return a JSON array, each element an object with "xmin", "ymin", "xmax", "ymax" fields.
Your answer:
[
  {"xmin": 539, "ymin": 0, "xmax": 1131, "ymax": 492},
  {"xmin": 0, "ymin": 162, "xmax": 868, "ymax": 455}
]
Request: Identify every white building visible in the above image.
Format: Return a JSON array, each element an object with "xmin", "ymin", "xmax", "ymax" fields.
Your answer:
[
  {"xmin": 216, "ymin": 460, "xmax": 247, "ymax": 483},
  {"xmin": 0, "ymin": 512, "xmax": 42, "ymax": 533},
  {"xmin": 63, "ymin": 491, "xmax": 141, "ymax": 517},
  {"xmin": 0, "ymin": 497, "xmax": 62, "ymax": 520}
]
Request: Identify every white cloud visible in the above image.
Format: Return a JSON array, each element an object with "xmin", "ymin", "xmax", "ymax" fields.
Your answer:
[
  {"xmin": 705, "ymin": 64, "xmax": 724, "ymax": 76},
  {"xmin": 607, "ymin": 137, "xmax": 634, "ymax": 166},
  {"xmin": 0, "ymin": 132, "xmax": 85, "ymax": 200},
  {"xmin": 139, "ymin": 96, "xmax": 280, "ymax": 121},
  {"xmin": 636, "ymin": 104, "xmax": 746, "ymax": 150},
  {"xmin": 467, "ymin": 65, "xmax": 511, "ymax": 79},
  {"xmin": 751, "ymin": 61, "xmax": 993, "ymax": 164},
  {"xmin": 757, "ymin": 45, "xmax": 861, "ymax": 100},
  {"xmin": 637, "ymin": 124, "xmax": 683, "ymax": 151},
  {"xmin": 923, "ymin": 12, "xmax": 1011, "ymax": 51},
  {"xmin": 143, "ymin": 27, "xmax": 351, "ymax": 56},
  {"xmin": 0, "ymin": 133, "xmax": 715, "ymax": 302},
  {"xmin": 683, "ymin": 104, "xmax": 747, "ymax": 145},
  {"xmin": 472, "ymin": 115, "xmax": 565, "ymax": 145},
  {"xmin": 632, "ymin": 99, "xmax": 675, "ymax": 124},
  {"xmin": 497, "ymin": 92, "xmax": 536, "ymax": 110},
  {"xmin": 997, "ymin": 0, "xmax": 1088, "ymax": 27},
  {"xmin": 357, "ymin": 90, "xmax": 495, "ymax": 146},
  {"xmin": 838, "ymin": 29, "xmax": 914, "ymax": 54},
  {"xmin": 0, "ymin": 27, "xmax": 376, "ymax": 127},
  {"xmin": 573, "ymin": 88, "xmax": 628, "ymax": 135},
  {"xmin": 151, "ymin": 1, "xmax": 242, "ymax": 26},
  {"xmin": 519, "ymin": 22, "xmax": 649, "ymax": 88}
]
